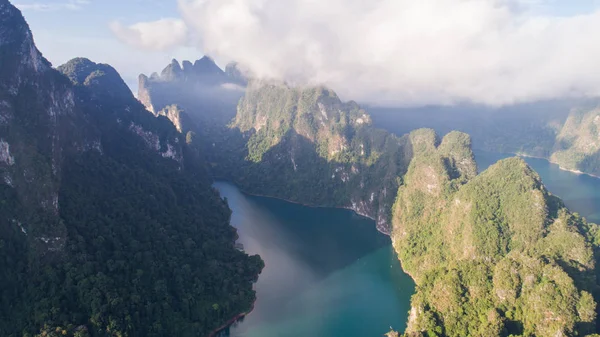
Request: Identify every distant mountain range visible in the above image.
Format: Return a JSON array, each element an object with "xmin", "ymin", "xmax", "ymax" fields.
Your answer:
[{"xmin": 368, "ymin": 99, "xmax": 600, "ymax": 177}]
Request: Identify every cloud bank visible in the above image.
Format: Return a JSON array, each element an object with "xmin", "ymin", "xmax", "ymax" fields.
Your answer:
[
  {"xmin": 110, "ymin": 18, "xmax": 188, "ymax": 52},
  {"xmin": 116, "ymin": 0, "xmax": 600, "ymax": 106}
]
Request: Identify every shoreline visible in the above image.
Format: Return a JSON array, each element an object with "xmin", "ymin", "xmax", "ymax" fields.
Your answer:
[
  {"xmin": 207, "ymin": 300, "xmax": 256, "ymax": 337},
  {"xmin": 217, "ymin": 182, "xmax": 390, "ymax": 236},
  {"xmin": 513, "ymin": 152, "xmax": 600, "ymax": 179},
  {"xmin": 211, "ymin": 181, "xmax": 393, "ymax": 336},
  {"xmin": 210, "ymin": 182, "xmax": 385, "ymax": 336}
]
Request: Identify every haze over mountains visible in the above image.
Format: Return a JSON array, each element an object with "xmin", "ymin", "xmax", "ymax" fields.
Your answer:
[
  {"xmin": 104, "ymin": 0, "xmax": 600, "ymax": 107},
  {"xmin": 138, "ymin": 57, "xmax": 411, "ymax": 233},
  {"xmin": 368, "ymin": 98, "xmax": 600, "ymax": 177}
]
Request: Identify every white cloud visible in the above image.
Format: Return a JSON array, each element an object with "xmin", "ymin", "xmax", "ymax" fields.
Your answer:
[
  {"xmin": 16, "ymin": 0, "xmax": 90, "ymax": 11},
  {"xmin": 110, "ymin": 18, "xmax": 188, "ymax": 52},
  {"xmin": 123, "ymin": 0, "xmax": 600, "ymax": 106}
]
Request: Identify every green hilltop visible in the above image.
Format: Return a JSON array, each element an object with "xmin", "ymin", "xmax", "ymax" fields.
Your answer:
[
  {"xmin": 392, "ymin": 129, "xmax": 600, "ymax": 337},
  {"xmin": 210, "ymin": 81, "xmax": 412, "ymax": 232}
]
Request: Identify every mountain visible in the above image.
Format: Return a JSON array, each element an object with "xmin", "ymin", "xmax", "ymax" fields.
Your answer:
[
  {"xmin": 391, "ymin": 129, "xmax": 600, "ymax": 337},
  {"xmin": 138, "ymin": 57, "xmax": 244, "ymax": 133},
  {"xmin": 225, "ymin": 62, "xmax": 249, "ymax": 86},
  {"xmin": 213, "ymin": 81, "xmax": 412, "ymax": 232},
  {"xmin": 550, "ymin": 106, "xmax": 600, "ymax": 176},
  {"xmin": 133, "ymin": 20, "xmax": 600, "ymax": 337},
  {"xmin": 368, "ymin": 99, "xmax": 600, "ymax": 177},
  {"xmin": 138, "ymin": 57, "xmax": 412, "ymax": 232},
  {"xmin": 0, "ymin": 1, "xmax": 262, "ymax": 336}
]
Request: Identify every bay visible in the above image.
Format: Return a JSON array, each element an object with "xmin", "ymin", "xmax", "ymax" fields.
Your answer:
[{"xmin": 213, "ymin": 182, "xmax": 415, "ymax": 337}]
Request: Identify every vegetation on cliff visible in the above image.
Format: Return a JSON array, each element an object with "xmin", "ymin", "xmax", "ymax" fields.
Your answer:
[
  {"xmin": 0, "ymin": 3, "xmax": 263, "ymax": 335},
  {"xmin": 551, "ymin": 106, "xmax": 600, "ymax": 176},
  {"xmin": 391, "ymin": 129, "xmax": 600, "ymax": 337},
  {"xmin": 209, "ymin": 81, "xmax": 412, "ymax": 232},
  {"xmin": 138, "ymin": 60, "xmax": 414, "ymax": 231}
]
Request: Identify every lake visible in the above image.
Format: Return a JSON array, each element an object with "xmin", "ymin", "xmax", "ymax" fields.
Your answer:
[
  {"xmin": 213, "ymin": 182, "xmax": 415, "ymax": 337},
  {"xmin": 213, "ymin": 149, "xmax": 600, "ymax": 337}
]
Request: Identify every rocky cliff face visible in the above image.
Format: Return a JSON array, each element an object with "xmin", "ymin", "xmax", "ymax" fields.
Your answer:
[
  {"xmin": 137, "ymin": 57, "xmax": 244, "ymax": 132},
  {"xmin": 219, "ymin": 81, "xmax": 412, "ymax": 233},
  {"xmin": 0, "ymin": 0, "xmax": 85, "ymax": 252},
  {"xmin": 392, "ymin": 129, "xmax": 599, "ymax": 337},
  {"xmin": 550, "ymin": 105, "xmax": 600, "ymax": 176},
  {"xmin": 137, "ymin": 61, "xmax": 411, "ymax": 232},
  {"xmin": 0, "ymin": 1, "xmax": 262, "ymax": 335},
  {"xmin": 0, "ymin": 0, "xmax": 179, "ymax": 261},
  {"xmin": 57, "ymin": 57, "xmax": 185, "ymax": 164}
]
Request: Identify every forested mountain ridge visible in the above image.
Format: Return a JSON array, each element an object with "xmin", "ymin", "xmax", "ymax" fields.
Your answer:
[
  {"xmin": 0, "ymin": 1, "xmax": 263, "ymax": 336},
  {"xmin": 217, "ymin": 81, "xmax": 412, "ymax": 232},
  {"xmin": 550, "ymin": 106, "xmax": 600, "ymax": 176},
  {"xmin": 392, "ymin": 129, "xmax": 600, "ymax": 337}
]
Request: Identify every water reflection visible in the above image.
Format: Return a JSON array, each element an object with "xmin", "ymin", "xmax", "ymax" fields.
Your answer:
[{"xmin": 213, "ymin": 182, "xmax": 414, "ymax": 337}]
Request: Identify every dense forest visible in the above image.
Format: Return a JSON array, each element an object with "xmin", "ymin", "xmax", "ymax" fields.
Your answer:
[
  {"xmin": 0, "ymin": 4, "xmax": 263, "ymax": 335},
  {"xmin": 391, "ymin": 129, "xmax": 600, "ymax": 337}
]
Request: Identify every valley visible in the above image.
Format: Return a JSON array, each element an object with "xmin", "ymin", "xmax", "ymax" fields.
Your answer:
[{"xmin": 214, "ymin": 182, "xmax": 414, "ymax": 337}]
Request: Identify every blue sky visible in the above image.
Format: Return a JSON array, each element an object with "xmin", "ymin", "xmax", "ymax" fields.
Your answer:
[
  {"xmin": 16, "ymin": 0, "xmax": 202, "ymax": 91},
  {"xmin": 14, "ymin": 0, "xmax": 600, "ymax": 105}
]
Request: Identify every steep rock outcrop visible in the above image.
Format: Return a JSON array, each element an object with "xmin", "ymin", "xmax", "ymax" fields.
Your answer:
[
  {"xmin": 139, "ymin": 71, "xmax": 413, "ymax": 232},
  {"xmin": 58, "ymin": 57, "xmax": 185, "ymax": 164},
  {"xmin": 137, "ymin": 56, "xmax": 243, "ymax": 132},
  {"xmin": 0, "ymin": 2, "xmax": 263, "ymax": 335},
  {"xmin": 217, "ymin": 81, "xmax": 412, "ymax": 232},
  {"xmin": 0, "ymin": 0, "xmax": 85, "ymax": 252},
  {"xmin": 392, "ymin": 129, "xmax": 599, "ymax": 337},
  {"xmin": 550, "ymin": 106, "xmax": 600, "ymax": 176}
]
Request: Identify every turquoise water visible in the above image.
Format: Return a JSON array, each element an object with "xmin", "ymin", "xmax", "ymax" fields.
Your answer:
[
  {"xmin": 213, "ymin": 182, "xmax": 415, "ymax": 337},
  {"xmin": 212, "ymin": 150, "xmax": 600, "ymax": 337},
  {"xmin": 475, "ymin": 150, "xmax": 600, "ymax": 224}
]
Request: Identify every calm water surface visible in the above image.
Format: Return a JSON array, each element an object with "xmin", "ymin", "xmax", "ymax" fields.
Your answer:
[
  {"xmin": 213, "ymin": 150, "xmax": 600, "ymax": 337},
  {"xmin": 213, "ymin": 182, "xmax": 415, "ymax": 337}
]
